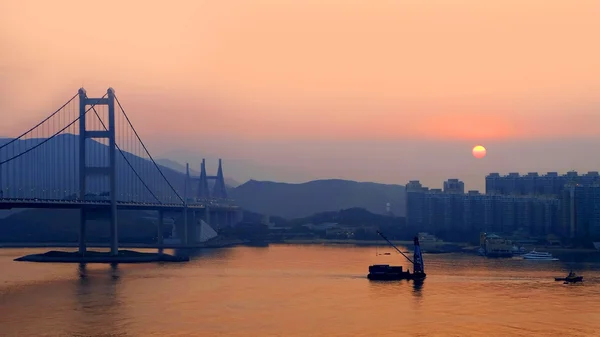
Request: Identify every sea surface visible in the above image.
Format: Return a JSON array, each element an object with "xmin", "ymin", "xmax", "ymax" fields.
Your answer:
[{"xmin": 1, "ymin": 245, "xmax": 600, "ymax": 337}]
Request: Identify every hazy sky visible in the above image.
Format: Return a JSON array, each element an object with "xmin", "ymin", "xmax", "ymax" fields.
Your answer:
[{"xmin": 1, "ymin": 0, "xmax": 599, "ymax": 190}]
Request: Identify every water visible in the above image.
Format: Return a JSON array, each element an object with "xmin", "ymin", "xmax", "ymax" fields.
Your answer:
[{"xmin": 1, "ymin": 245, "xmax": 600, "ymax": 336}]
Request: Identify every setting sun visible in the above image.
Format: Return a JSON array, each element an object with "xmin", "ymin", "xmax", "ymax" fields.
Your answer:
[{"xmin": 472, "ymin": 145, "xmax": 487, "ymax": 159}]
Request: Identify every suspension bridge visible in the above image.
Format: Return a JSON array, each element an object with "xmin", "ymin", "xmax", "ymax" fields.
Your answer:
[{"xmin": 0, "ymin": 88, "xmax": 242, "ymax": 256}]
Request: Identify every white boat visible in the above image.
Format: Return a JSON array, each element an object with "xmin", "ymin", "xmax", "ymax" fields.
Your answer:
[{"xmin": 522, "ymin": 249, "xmax": 559, "ymax": 261}]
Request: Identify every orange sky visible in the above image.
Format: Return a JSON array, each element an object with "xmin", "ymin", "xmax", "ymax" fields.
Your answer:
[{"xmin": 1, "ymin": 0, "xmax": 600, "ymax": 189}]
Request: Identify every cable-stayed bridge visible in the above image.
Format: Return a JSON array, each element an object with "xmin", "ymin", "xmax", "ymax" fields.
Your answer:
[{"xmin": 0, "ymin": 88, "xmax": 242, "ymax": 255}]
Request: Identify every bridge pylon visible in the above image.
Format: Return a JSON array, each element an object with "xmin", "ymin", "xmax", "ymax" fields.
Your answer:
[
  {"xmin": 212, "ymin": 159, "xmax": 228, "ymax": 199},
  {"xmin": 196, "ymin": 158, "xmax": 228, "ymax": 200},
  {"xmin": 78, "ymin": 88, "xmax": 119, "ymax": 256}
]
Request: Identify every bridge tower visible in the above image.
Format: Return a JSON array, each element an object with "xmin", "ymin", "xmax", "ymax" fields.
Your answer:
[
  {"xmin": 196, "ymin": 158, "xmax": 228, "ymax": 200},
  {"xmin": 197, "ymin": 159, "xmax": 210, "ymax": 199},
  {"xmin": 212, "ymin": 159, "xmax": 228, "ymax": 199},
  {"xmin": 78, "ymin": 88, "xmax": 119, "ymax": 256}
]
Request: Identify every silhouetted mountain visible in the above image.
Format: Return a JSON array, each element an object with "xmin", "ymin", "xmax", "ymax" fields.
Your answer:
[
  {"xmin": 241, "ymin": 209, "xmax": 289, "ymax": 226},
  {"xmin": 156, "ymin": 158, "xmax": 200, "ymax": 176},
  {"xmin": 288, "ymin": 207, "xmax": 408, "ymax": 240},
  {"xmin": 0, "ymin": 134, "xmax": 229, "ymax": 201},
  {"xmin": 229, "ymin": 179, "xmax": 405, "ymax": 219},
  {"xmin": 289, "ymin": 207, "xmax": 400, "ymax": 227}
]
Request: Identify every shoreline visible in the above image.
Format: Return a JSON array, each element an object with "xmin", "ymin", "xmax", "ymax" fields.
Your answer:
[
  {"xmin": 276, "ymin": 238, "xmax": 456, "ymax": 247},
  {"xmin": 273, "ymin": 239, "xmax": 600, "ymax": 254},
  {"xmin": 274, "ymin": 239, "xmax": 466, "ymax": 253},
  {"xmin": 2, "ymin": 239, "xmax": 598, "ymax": 255}
]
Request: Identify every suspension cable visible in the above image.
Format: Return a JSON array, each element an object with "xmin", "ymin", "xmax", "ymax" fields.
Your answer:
[
  {"xmin": 90, "ymin": 106, "xmax": 161, "ymax": 203},
  {"xmin": 0, "ymin": 93, "xmax": 78, "ymax": 151},
  {"xmin": 114, "ymin": 95, "xmax": 184, "ymax": 204},
  {"xmin": 0, "ymin": 96, "xmax": 104, "ymax": 165}
]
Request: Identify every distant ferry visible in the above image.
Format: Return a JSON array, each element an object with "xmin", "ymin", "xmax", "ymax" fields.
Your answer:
[{"xmin": 522, "ymin": 250, "xmax": 559, "ymax": 261}]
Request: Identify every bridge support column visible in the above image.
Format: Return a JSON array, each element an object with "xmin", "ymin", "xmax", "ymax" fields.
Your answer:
[
  {"xmin": 183, "ymin": 207, "xmax": 188, "ymax": 245},
  {"xmin": 108, "ymin": 88, "xmax": 118, "ymax": 256},
  {"xmin": 79, "ymin": 87, "xmax": 119, "ymax": 256},
  {"xmin": 205, "ymin": 207, "xmax": 211, "ymax": 226},
  {"xmin": 157, "ymin": 210, "xmax": 164, "ymax": 255},
  {"xmin": 191, "ymin": 211, "xmax": 197, "ymax": 243},
  {"xmin": 182, "ymin": 163, "xmax": 190, "ymax": 246},
  {"xmin": 79, "ymin": 209, "xmax": 87, "ymax": 255},
  {"xmin": 110, "ymin": 209, "xmax": 118, "ymax": 256}
]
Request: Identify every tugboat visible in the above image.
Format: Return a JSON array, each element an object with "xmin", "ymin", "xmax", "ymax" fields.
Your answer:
[
  {"xmin": 555, "ymin": 271, "xmax": 583, "ymax": 283},
  {"xmin": 367, "ymin": 231, "xmax": 426, "ymax": 281}
]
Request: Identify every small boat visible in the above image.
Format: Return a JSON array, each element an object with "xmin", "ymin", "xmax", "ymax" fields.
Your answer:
[
  {"xmin": 367, "ymin": 232, "xmax": 426, "ymax": 281},
  {"xmin": 555, "ymin": 271, "xmax": 583, "ymax": 283},
  {"xmin": 522, "ymin": 249, "xmax": 559, "ymax": 261}
]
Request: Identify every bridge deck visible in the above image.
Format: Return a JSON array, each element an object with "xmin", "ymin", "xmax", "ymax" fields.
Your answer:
[
  {"xmin": 0, "ymin": 199, "xmax": 239, "ymax": 211},
  {"xmin": 0, "ymin": 240, "xmax": 245, "ymax": 249}
]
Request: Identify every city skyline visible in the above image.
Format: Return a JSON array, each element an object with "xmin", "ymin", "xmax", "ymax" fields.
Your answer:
[{"xmin": 406, "ymin": 172, "xmax": 600, "ymax": 242}]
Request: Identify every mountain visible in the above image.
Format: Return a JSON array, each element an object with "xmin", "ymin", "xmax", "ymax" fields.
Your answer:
[
  {"xmin": 289, "ymin": 207, "xmax": 403, "ymax": 227},
  {"xmin": 156, "ymin": 158, "xmax": 200, "ymax": 176},
  {"xmin": 229, "ymin": 179, "xmax": 405, "ymax": 219},
  {"xmin": 0, "ymin": 135, "xmax": 229, "ymax": 201}
]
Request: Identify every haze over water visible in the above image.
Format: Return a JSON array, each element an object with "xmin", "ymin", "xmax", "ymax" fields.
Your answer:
[{"xmin": 1, "ymin": 245, "xmax": 600, "ymax": 336}]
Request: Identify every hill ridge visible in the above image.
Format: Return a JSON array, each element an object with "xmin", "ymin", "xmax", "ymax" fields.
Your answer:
[{"xmin": 230, "ymin": 179, "xmax": 405, "ymax": 219}]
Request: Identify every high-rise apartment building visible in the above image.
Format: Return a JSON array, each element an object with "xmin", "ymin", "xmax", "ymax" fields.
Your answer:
[
  {"xmin": 443, "ymin": 178, "xmax": 465, "ymax": 194},
  {"xmin": 406, "ymin": 179, "xmax": 560, "ymax": 237},
  {"xmin": 561, "ymin": 182, "xmax": 600, "ymax": 240},
  {"xmin": 486, "ymin": 171, "xmax": 600, "ymax": 196},
  {"xmin": 484, "ymin": 171, "xmax": 600, "ymax": 240}
]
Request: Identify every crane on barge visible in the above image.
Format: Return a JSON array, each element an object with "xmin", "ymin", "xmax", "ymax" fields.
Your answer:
[{"xmin": 367, "ymin": 231, "xmax": 426, "ymax": 281}]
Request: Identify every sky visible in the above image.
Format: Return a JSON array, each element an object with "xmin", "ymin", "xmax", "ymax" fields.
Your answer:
[{"xmin": 1, "ymin": 0, "xmax": 599, "ymax": 191}]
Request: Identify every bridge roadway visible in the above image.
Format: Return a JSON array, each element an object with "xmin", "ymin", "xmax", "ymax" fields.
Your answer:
[
  {"xmin": 0, "ymin": 240, "xmax": 245, "ymax": 249},
  {"xmin": 0, "ymin": 198, "xmax": 240, "ymax": 211}
]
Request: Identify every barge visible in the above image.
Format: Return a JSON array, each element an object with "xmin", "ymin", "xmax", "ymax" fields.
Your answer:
[{"xmin": 367, "ymin": 232, "xmax": 426, "ymax": 281}]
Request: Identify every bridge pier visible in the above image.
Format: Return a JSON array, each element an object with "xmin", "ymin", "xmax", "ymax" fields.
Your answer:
[
  {"xmin": 216, "ymin": 211, "xmax": 222, "ymax": 230},
  {"xmin": 110, "ymin": 205, "xmax": 118, "ymax": 256},
  {"xmin": 157, "ymin": 210, "xmax": 164, "ymax": 255},
  {"xmin": 183, "ymin": 207, "xmax": 189, "ymax": 245},
  {"xmin": 79, "ymin": 209, "xmax": 87, "ymax": 255},
  {"xmin": 192, "ymin": 211, "xmax": 197, "ymax": 240}
]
